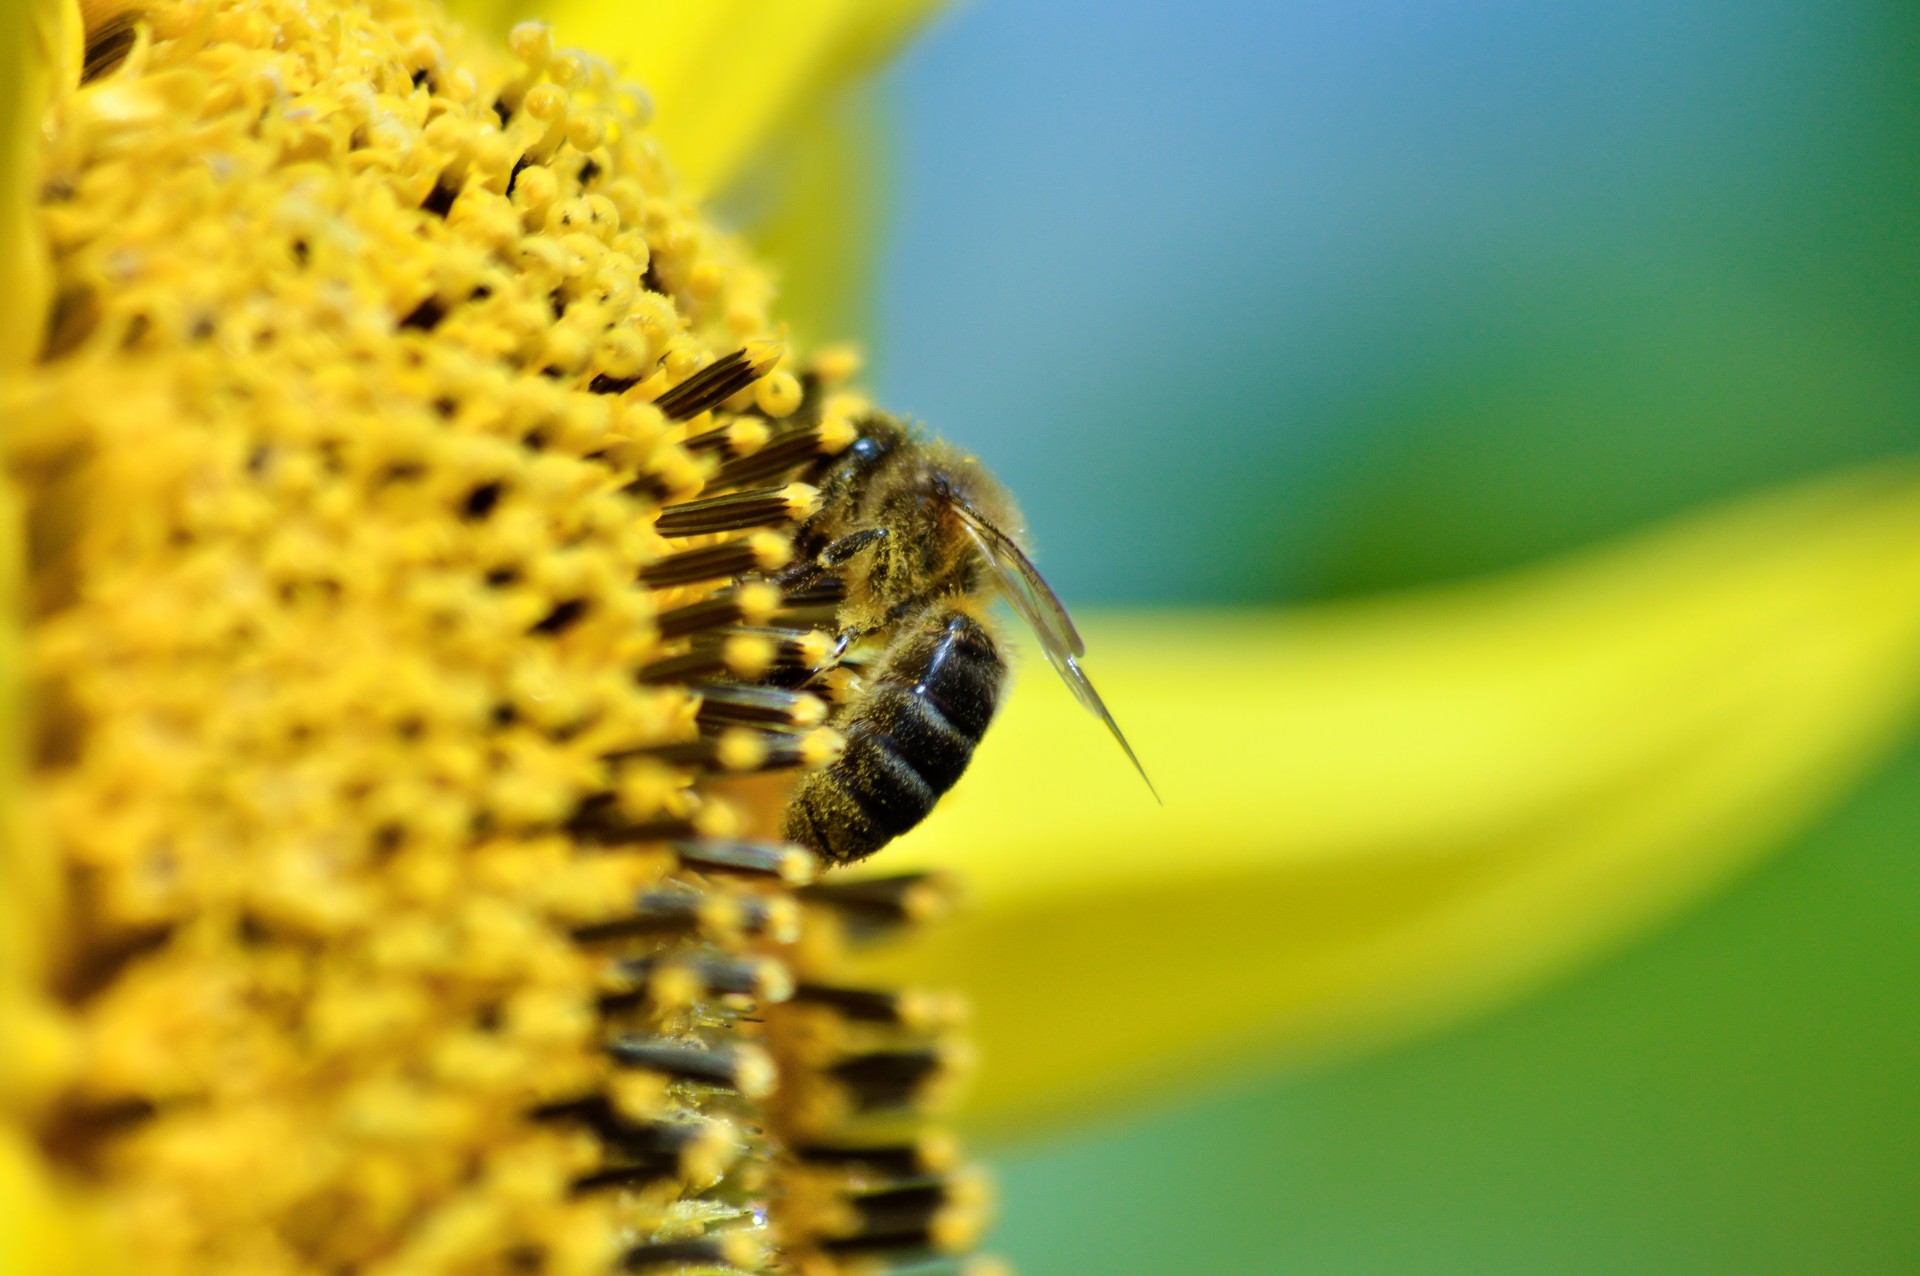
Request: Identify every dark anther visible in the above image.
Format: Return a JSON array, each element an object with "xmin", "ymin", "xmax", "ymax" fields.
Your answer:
[
  {"xmin": 692, "ymin": 683, "xmax": 822, "ymax": 729},
  {"xmin": 620, "ymin": 474, "xmax": 670, "ymax": 504},
  {"xmin": 398, "ymin": 297, "xmax": 445, "ymax": 331},
  {"xmin": 710, "ymin": 423, "xmax": 848, "ymax": 489},
  {"xmin": 460, "ymin": 481, "xmax": 504, "ymax": 519},
  {"xmin": 82, "ymin": 13, "xmax": 140, "ymax": 84},
  {"xmin": 420, "ymin": 181, "xmax": 458, "ymax": 217},
  {"xmin": 831, "ymin": 1048, "xmax": 946, "ymax": 1095},
  {"xmin": 410, "ymin": 67, "xmax": 434, "ymax": 91},
  {"xmin": 655, "ymin": 347, "xmax": 767, "ymax": 421},
  {"xmin": 792, "ymin": 984, "xmax": 910, "ymax": 1023},
  {"xmin": 577, "ymin": 158, "xmax": 601, "ymax": 184},
  {"xmin": 119, "ymin": 313, "xmax": 152, "ymax": 351},
  {"xmin": 290, "ymin": 238, "xmax": 309, "ymax": 265},
  {"xmin": 796, "ymin": 872, "xmax": 959, "ymax": 940},
  {"xmin": 583, "ymin": 370, "xmax": 637, "ymax": 395},
  {"xmin": 569, "ymin": 1162, "xmax": 681, "ymax": 1193},
  {"xmin": 506, "ymin": 154, "xmax": 531, "ymax": 196},
  {"xmin": 794, "ymin": 1141, "xmax": 949, "ymax": 1176},
  {"xmin": 638, "ymin": 538, "xmax": 765, "ymax": 586},
  {"xmin": 41, "ymin": 286, "xmax": 100, "ymax": 361},
  {"xmin": 274, "ymin": 579, "xmax": 343, "ymax": 605},
  {"xmin": 491, "ymin": 98, "xmax": 512, "ymax": 127},
  {"xmin": 607, "ymin": 1037, "xmax": 756, "ymax": 1090},
  {"xmin": 671, "ymin": 838, "xmax": 817, "ymax": 881},
  {"xmin": 654, "ymin": 589, "xmax": 757, "ymax": 639},
  {"xmin": 620, "ymin": 1238, "xmax": 745, "ymax": 1273},
  {"xmin": 655, "ymin": 485, "xmax": 808, "ymax": 537},
  {"xmin": 530, "ymin": 599, "xmax": 588, "ymax": 635},
  {"xmin": 818, "ymin": 1231, "xmax": 947, "ymax": 1260},
  {"xmin": 587, "ymin": 373, "xmax": 639, "ymax": 396}
]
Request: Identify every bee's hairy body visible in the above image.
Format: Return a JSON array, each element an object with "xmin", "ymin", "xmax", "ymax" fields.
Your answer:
[
  {"xmin": 784, "ymin": 604, "xmax": 1004, "ymax": 864},
  {"xmin": 780, "ymin": 415, "xmax": 1017, "ymax": 865}
]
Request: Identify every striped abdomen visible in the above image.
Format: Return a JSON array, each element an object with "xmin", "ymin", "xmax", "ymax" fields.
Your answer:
[{"xmin": 783, "ymin": 608, "xmax": 1005, "ymax": 865}]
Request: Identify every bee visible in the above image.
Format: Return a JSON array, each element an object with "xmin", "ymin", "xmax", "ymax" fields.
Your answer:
[{"xmin": 774, "ymin": 413, "xmax": 1153, "ymax": 865}]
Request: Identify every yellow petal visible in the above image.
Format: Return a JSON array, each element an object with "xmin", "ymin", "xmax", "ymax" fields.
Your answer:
[
  {"xmin": 3, "ymin": 11, "xmax": 70, "ymax": 1269},
  {"xmin": 735, "ymin": 88, "xmax": 888, "ymax": 345},
  {"xmin": 849, "ymin": 462, "xmax": 1920, "ymax": 1136},
  {"xmin": 0, "ymin": 0, "xmax": 76, "ymax": 370},
  {"xmin": 534, "ymin": 0, "xmax": 947, "ymax": 197},
  {"xmin": 0, "ymin": 1130, "xmax": 73, "ymax": 1276},
  {"xmin": 0, "ymin": 473, "xmax": 54, "ymax": 1030},
  {"xmin": 2, "ymin": 10, "xmax": 79, "ymax": 1265}
]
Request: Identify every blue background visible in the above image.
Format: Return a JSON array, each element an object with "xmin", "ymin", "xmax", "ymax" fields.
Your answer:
[{"xmin": 873, "ymin": 1, "xmax": 1920, "ymax": 604}]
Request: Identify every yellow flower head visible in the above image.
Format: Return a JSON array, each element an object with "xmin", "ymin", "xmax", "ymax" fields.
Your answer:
[
  {"xmin": 10, "ymin": 0, "xmax": 1920, "ymax": 1272},
  {"xmin": 3, "ymin": 1, "xmax": 990, "ymax": 1273}
]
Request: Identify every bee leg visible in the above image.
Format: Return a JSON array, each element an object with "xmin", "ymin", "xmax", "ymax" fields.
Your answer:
[
  {"xmin": 830, "ymin": 596, "xmax": 923, "ymax": 656},
  {"xmin": 819, "ymin": 527, "xmax": 889, "ymax": 567},
  {"xmin": 771, "ymin": 528, "xmax": 888, "ymax": 594}
]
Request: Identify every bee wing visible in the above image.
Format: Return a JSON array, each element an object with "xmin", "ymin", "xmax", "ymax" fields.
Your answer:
[
  {"xmin": 952, "ymin": 500, "xmax": 1161, "ymax": 802},
  {"xmin": 950, "ymin": 499, "xmax": 1084, "ymax": 657}
]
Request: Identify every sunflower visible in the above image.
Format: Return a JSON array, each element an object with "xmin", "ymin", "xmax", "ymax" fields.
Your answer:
[
  {"xmin": 7, "ymin": 3, "xmax": 1920, "ymax": 1275},
  {"xmin": 2, "ymin": 2, "xmax": 983, "ymax": 1273}
]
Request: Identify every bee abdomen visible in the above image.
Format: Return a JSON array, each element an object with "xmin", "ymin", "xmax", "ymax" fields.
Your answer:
[
  {"xmin": 903, "ymin": 612, "xmax": 1000, "ymax": 740},
  {"xmin": 784, "ymin": 610, "xmax": 1005, "ymax": 865},
  {"xmin": 832, "ymin": 722, "xmax": 941, "ymax": 842},
  {"xmin": 861, "ymin": 684, "xmax": 971, "ymax": 791}
]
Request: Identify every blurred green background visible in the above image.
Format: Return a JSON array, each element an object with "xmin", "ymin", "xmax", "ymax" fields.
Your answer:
[
  {"xmin": 988, "ymin": 741, "xmax": 1920, "ymax": 1275},
  {"xmin": 845, "ymin": 2, "xmax": 1920, "ymax": 1272}
]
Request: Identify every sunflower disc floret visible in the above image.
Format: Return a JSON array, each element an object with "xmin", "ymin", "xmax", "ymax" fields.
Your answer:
[{"xmin": 7, "ymin": 2, "xmax": 991, "ymax": 1273}]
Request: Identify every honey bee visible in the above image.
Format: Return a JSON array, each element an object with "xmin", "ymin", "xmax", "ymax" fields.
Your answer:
[{"xmin": 775, "ymin": 413, "xmax": 1153, "ymax": 864}]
